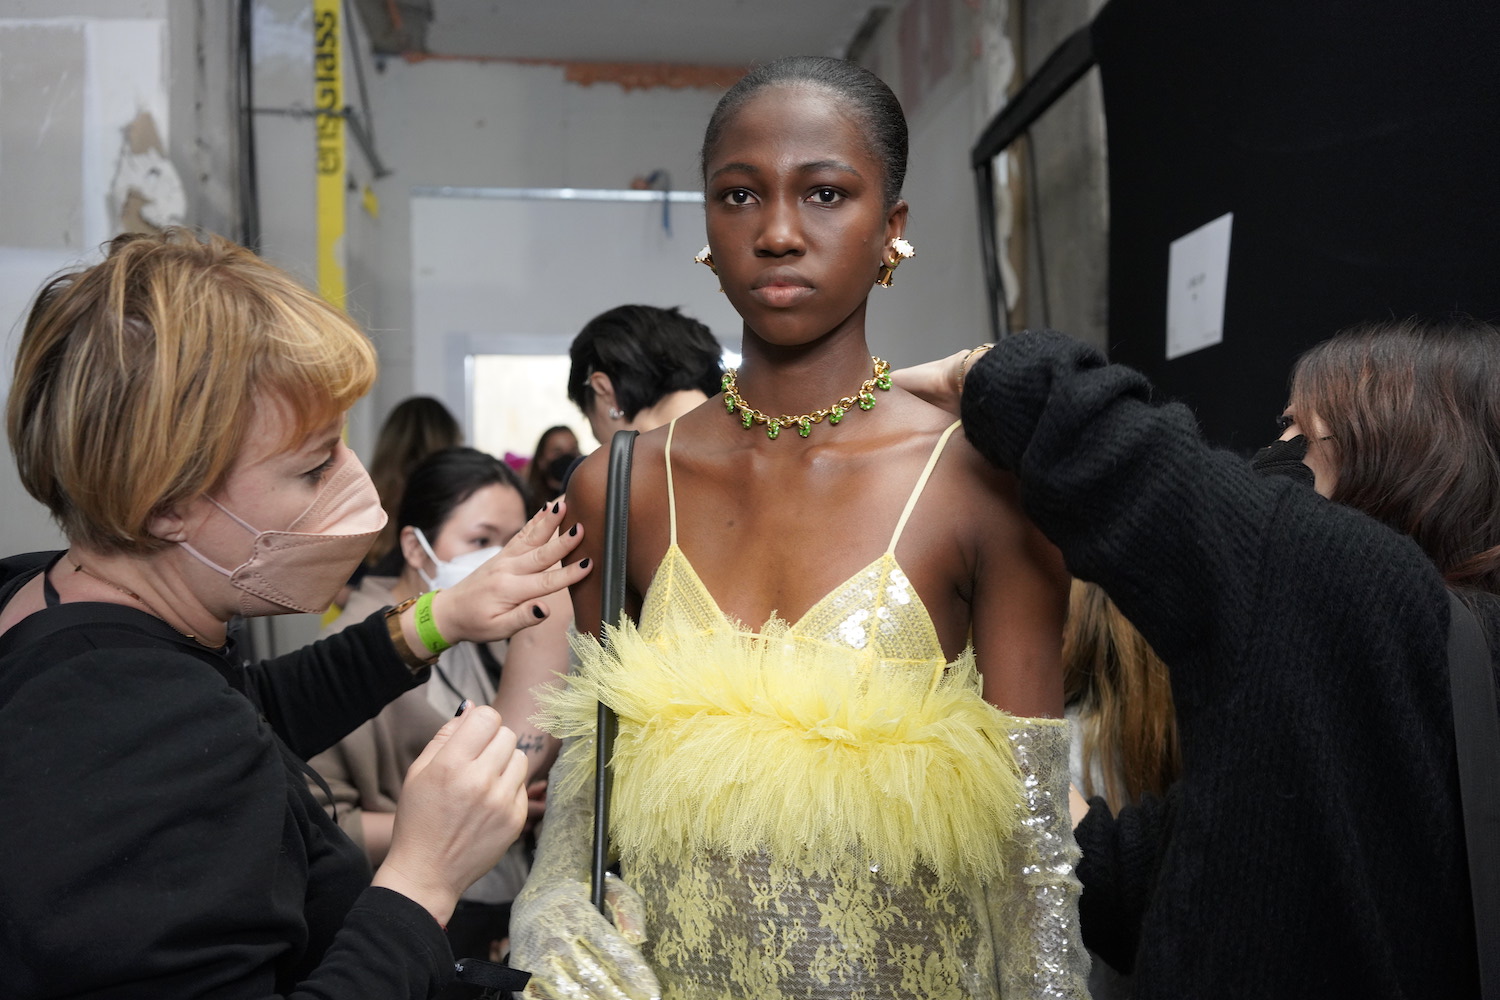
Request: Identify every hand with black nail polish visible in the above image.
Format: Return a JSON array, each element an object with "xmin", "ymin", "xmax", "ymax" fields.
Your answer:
[{"xmin": 416, "ymin": 497, "xmax": 592, "ymax": 645}]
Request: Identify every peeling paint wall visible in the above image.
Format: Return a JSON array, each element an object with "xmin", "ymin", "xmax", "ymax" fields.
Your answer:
[{"xmin": 0, "ymin": 0, "xmax": 239, "ymax": 555}]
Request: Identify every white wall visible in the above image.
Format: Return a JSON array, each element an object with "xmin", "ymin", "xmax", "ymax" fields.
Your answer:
[{"xmin": 250, "ymin": 2, "xmax": 724, "ymax": 426}]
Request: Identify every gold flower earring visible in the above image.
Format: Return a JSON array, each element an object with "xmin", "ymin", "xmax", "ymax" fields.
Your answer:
[
  {"xmin": 875, "ymin": 237, "xmax": 916, "ymax": 287},
  {"xmin": 695, "ymin": 245, "xmax": 723, "ymax": 292}
]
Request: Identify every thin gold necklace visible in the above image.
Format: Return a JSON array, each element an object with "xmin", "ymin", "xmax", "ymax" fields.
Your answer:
[
  {"xmin": 70, "ymin": 559, "xmax": 203, "ymax": 643},
  {"xmin": 722, "ymin": 356, "xmax": 892, "ymax": 440}
]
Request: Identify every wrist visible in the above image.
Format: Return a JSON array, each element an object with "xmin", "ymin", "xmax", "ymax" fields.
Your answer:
[
  {"xmin": 956, "ymin": 343, "xmax": 994, "ymax": 396},
  {"xmin": 385, "ymin": 596, "xmax": 438, "ymax": 673},
  {"xmin": 371, "ymin": 864, "xmax": 459, "ymax": 931},
  {"xmin": 411, "ymin": 590, "xmax": 454, "ymax": 656}
]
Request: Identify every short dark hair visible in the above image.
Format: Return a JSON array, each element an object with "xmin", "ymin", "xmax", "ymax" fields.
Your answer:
[
  {"xmin": 701, "ymin": 55, "xmax": 908, "ymax": 209},
  {"xmin": 1289, "ymin": 317, "xmax": 1500, "ymax": 592},
  {"xmin": 396, "ymin": 447, "xmax": 527, "ymax": 554},
  {"xmin": 567, "ymin": 305, "xmax": 724, "ymax": 420}
]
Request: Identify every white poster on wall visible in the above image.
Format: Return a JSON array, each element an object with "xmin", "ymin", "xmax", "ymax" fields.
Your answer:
[{"xmin": 1165, "ymin": 211, "xmax": 1233, "ymax": 360}]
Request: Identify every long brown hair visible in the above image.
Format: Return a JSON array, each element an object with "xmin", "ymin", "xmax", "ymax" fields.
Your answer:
[
  {"xmin": 1063, "ymin": 580, "xmax": 1181, "ymax": 813},
  {"xmin": 366, "ymin": 396, "xmax": 461, "ymax": 564},
  {"xmin": 1290, "ymin": 318, "xmax": 1500, "ymax": 593}
]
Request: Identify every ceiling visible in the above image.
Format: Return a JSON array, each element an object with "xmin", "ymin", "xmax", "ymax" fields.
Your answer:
[{"xmin": 358, "ymin": 0, "xmax": 889, "ymax": 67}]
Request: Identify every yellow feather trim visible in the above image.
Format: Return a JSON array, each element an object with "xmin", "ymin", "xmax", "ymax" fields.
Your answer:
[{"xmin": 536, "ymin": 617, "xmax": 1026, "ymax": 886}]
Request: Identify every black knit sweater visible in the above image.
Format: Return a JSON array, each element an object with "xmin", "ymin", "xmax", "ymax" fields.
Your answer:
[{"xmin": 961, "ymin": 332, "xmax": 1491, "ymax": 999}]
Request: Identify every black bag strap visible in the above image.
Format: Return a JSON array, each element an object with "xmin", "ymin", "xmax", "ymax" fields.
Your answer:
[
  {"xmin": 592, "ymin": 429, "xmax": 637, "ymax": 912},
  {"xmin": 1447, "ymin": 590, "xmax": 1500, "ymax": 999},
  {"xmin": 452, "ymin": 956, "xmax": 531, "ymax": 996}
]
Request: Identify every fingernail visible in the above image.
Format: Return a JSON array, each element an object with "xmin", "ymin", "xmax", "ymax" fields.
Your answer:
[
  {"xmin": 532, "ymin": 605, "xmax": 546, "ymax": 619},
  {"xmin": 568, "ymin": 523, "xmax": 579, "ymax": 537},
  {"xmin": 551, "ymin": 501, "xmax": 560, "ymax": 514},
  {"xmin": 579, "ymin": 557, "xmax": 591, "ymax": 570},
  {"xmin": 454, "ymin": 699, "xmax": 471, "ymax": 717}
]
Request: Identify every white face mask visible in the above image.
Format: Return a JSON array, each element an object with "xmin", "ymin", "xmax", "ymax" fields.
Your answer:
[{"xmin": 413, "ymin": 527, "xmax": 501, "ymax": 591}]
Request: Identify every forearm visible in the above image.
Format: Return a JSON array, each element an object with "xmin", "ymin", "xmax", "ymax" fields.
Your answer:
[
  {"xmin": 996, "ymin": 717, "xmax": 1091, "ymax": 996},
  {"xmin": 510, "ymin": 737, "xmax": 658, "ymax": 999},
  {"xmin": 245, "ymin": 611, "xmax": 423, "ymax": 759},
  {"xmin": 493, "ymin": 601, "xmax": 571, "ymax": 782},
  {"xmin": 1073, "ymin": 786, "xmax": 1177, "ymax": 973}
]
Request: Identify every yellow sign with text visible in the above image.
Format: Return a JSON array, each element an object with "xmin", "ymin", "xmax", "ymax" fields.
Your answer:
[{"xmin": 314, "ymin": 0, "xmax": 345, "ymax": 308}]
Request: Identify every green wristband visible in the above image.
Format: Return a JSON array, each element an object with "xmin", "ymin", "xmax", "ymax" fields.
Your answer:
[{"xmin": 413, "ymin": 591, "xmax": 452, "ymax": 656}]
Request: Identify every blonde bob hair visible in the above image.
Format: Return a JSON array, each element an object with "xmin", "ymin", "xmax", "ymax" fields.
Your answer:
[{"xmin": 7, "ymin": 229, "xmax": 377, "ymax": 554}]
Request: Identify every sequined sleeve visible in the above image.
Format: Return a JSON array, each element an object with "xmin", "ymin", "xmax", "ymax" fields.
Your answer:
[{"xmin": 994, "ymin": 717, "xmax": 1091, "ymax": 998}]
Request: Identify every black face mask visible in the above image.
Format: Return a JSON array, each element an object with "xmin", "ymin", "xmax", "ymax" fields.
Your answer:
[
  {"xmin": 1251, "ymin": 434, "xmax": 1315, "ymax": 487},
  {"xmin": 546, "ymin": 452, "xmax": 583, "ymax": 490}
]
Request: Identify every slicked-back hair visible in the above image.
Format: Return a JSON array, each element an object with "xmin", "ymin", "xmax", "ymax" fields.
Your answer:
[{"xmin": 701, "ymin": 55, "xmax": 908, "ymax": 209}]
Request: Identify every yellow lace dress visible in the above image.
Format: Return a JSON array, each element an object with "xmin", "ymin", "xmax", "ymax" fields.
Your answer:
[{"xmin": 540, "ymin": 422, "xmax": 1087, "ymax": 999}]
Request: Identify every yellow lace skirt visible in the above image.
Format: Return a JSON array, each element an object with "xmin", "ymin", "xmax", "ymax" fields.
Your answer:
[{"xmin": 632, "ymin": 848, "xmax": 1004, "ymax": 999}]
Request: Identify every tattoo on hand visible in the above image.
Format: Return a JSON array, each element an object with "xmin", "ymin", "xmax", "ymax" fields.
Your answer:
[{"xmin": 516, "ymin": 735, "xmax": 546, "ymax": 754}]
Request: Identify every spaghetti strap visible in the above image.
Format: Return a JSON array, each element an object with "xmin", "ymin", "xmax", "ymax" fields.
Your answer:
[
  {"xmin": 665, "ymin": 418, "xmax": 680, "ymax": 545},
  {"xmin": 887, "ymin": 421, "xmax": 961, "ymax": 553}
]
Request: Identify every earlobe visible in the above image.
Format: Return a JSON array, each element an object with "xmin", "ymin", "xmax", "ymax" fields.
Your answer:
[
  {"xmin": 146, "ymin": 507, "xmax": 189, "ymax": 543},
  {"xmin": 588, "ymin": 371, "xmax": 615, "ymax": 406},
  {"xmin": 398, "ymin": 525, "xmax": 425, "ymax": 569}
]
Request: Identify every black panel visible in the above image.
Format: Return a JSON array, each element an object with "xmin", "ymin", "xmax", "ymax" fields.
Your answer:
[{"xmin": 1092, "ymin": 0, "xmax": 1500, "ymax": 449}]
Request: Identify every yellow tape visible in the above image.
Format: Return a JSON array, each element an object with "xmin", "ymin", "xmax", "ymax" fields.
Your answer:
[{"xmin": 314, "ymin": 0, "xmax": 345, "ymax": 308}]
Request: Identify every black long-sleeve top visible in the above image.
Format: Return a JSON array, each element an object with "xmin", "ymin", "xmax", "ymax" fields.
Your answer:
[
  {"xmin": 0, "ymin": 551, "xmax": 455, "ymax": 999},
  {"xmin": 960, "ymin": 332, "xmax": 1490, "ymax": 998}
]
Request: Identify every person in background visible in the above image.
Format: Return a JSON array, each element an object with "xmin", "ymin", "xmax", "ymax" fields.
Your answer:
[
  {"xmin": 366, "ymin": 395, "xmax": 463, "ymax": 571},
  {"xmin": 895, "ymin": 318, "xmax": 1500, "ymax": 998},
  {"xmin": 0, "ymin": 229, "xmax": 589, "ymax": 999},
  {"xmin": 566, "ymin": 304, "xmax": 724, "ymax": 442},
  {"xmin": 1061, "ymin": 578, "xmax": 1180, "ymax": 1000},
  {"xmin": 1063, "ymin": 579, "xmax": 1179, "ymax": 814},
  {"xmin": 525, "ymin": 425, "xmax": 580, "ymax": 505},
  {"xmin": 309, "ymin": 446, "xmax": 570, "ymax": 966}
]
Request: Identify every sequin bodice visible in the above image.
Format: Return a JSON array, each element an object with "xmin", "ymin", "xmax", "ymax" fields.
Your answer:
[
  {"xmin": 640, "ymin": 421, "xmax": 958, "ymax": 665},
  {"xmin": 640, "ymin": 545, "xmax": 944, "ymax": 664}
]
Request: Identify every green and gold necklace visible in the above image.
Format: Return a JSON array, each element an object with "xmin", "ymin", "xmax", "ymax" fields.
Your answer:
[{"xmin": 721, "ymin": 356, "xmax": 892, "ymax": 440}]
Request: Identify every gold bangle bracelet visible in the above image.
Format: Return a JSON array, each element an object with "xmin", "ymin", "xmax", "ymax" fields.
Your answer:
[
  {"xmin": 385, "ymin": 595, "xmax": 438, "ymax": 674},
  {"xmin": 957, "ymin": 343, "xmax": 995, "ymax": 396}
]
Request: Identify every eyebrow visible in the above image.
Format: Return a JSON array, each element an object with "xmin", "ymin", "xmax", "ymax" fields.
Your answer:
[
  {"xmin": 800, "ymin": 159, "xmax": 861, "ymax": 178},
  {"xmin": 708, "ymin": 162, "xmax": 759, "ymax": 183},
  {"xmin": 707, "ymin": 159, "xmax": 863, "ymax": 183}
]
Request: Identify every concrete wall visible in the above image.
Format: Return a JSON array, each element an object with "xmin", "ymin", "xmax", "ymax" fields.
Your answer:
[
  {"xmin": 1020, "ymin": 0, "xmax": 1109, "ymax": 349},
  {"xmin": 849, "ymin": 0, "xmax": 1109, "ymax": 361},
  {"xmin": 251, "ymin": 0, "xmax": 724, "ymax": 423},
  {"xmin": 0, "ymin": 0, "xmax": 239, "ymax": 556}
]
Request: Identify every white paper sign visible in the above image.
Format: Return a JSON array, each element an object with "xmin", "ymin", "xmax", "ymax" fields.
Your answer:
[{"xmin": 1166, "ymin": 212, "xmax": 1233, "ymax": 360}]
